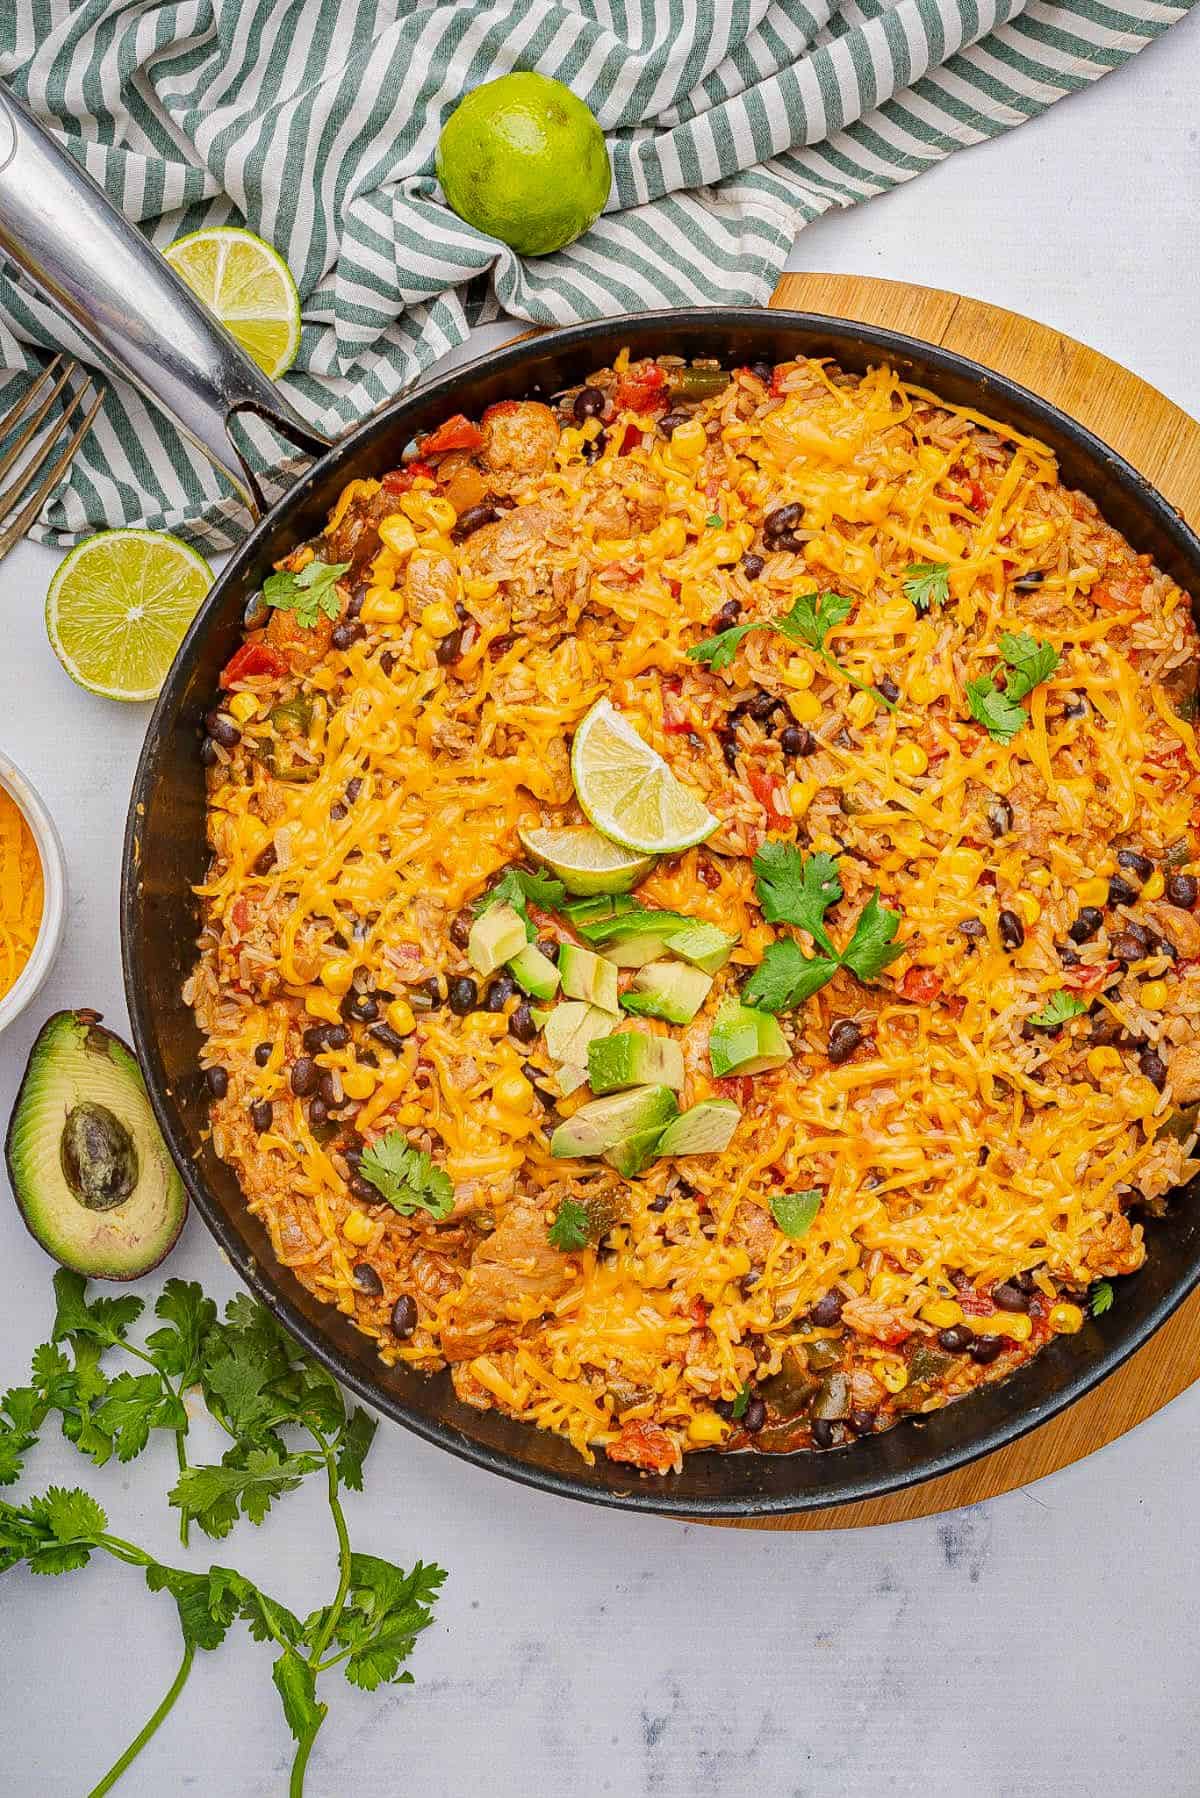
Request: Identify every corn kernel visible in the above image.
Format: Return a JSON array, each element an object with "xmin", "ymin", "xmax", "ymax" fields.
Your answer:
[
  {"xmin": 784, "ymin": 656, "xmax": 814, "ymax": 691},
  {"xmin": 378, "ymin": 513, "xmax": 418, "ymax": 558},
  {"xmin": 920, "ymin": 1299, "xmax": 963, "ymax": 1329},
  {"xmin": 305, "ymin": 989, "xmax": 343, "ymax": 1024},
  {"xmin": 398, "ymin": 491, "xmax": 457, "ymax": 533},
  {"xmin": 669, "ymin": 419, "xmax": 707, "ymax": 460},
  {"xmin": 788, "ymin": 779, "xmax": 817, "ymax": 820},
  {"xmin": 687, "ymin": 1411, "xmax": 728, "ymax": 1445},
  {"xmin": 787, "ymin": 689, "xmax": 821, "ymax": 725},
  {"xmin": 845, "ymin": 1268, "xmax": 868, "ymax": 1295},
  {"xmin": 1141, "ymin": 979, "xmax": 1169, "ymax": 1010},
  {"xmin": 361, "ymin": 594, "xmax": 406, "ymax": 626},
  {"xmin": 341, "ymin": 1066, "xmax": 378, "ymax": 1101},
  {"xmin": 494, "ymin": 1071, "xmax": 533, "ymax": 1112},
  {"xmin": 385, "ymin": 999, "xmax": 416, "ymax": 1037},
  {"xmin": 421, "ymin": 601, "xmax": 457, "ymax": 639},
  {"xmin": 1049, "ymin": 1302, "xmax": 1085, "ymax": 1334},
  {"xmin": 1015, "ymin": 893, "xmax": 1041, "ymax": 927},
  {"xmin": 463, "ymin": 1011, "xmax": 509, "ymax": 1038},
  {"xmin": 943, "ymin": 847, "xmax": 984, "ymax": 887},
  {"xmin": 907, "ymin": 672, "xmax": 937, "ymax": 706},
  {"xmin": 1087, "ymin": 1046, "xmax": 1123, "ymax": 1079},
  {"xmin": 708, "ymin": 532, "xmax": 743, "ymax": 566},
  {"xmin": 1143, "ymin": 869, "xmax": 1166, "ymax": 901},
  {"xmin": 880, "ymin": 1362, "xmax": 908, "ymax": 1394},
  {"xmin": 1016, "ymin": 519, "xmax": 1055, "ymax": 548},
  {"xmin": 1026, "ymin": 866, "xmax": 1052, "ymax": 889},
  {"xmin": 975, "ymin": 1312, "xmax": 1032, "ymax": 1342},
  {"xmin": 319, "ymin": 956, "xmax": 356, "ymax": 996},
  {"xmin": 342, "ymin": 1209, "xmax": 373, "ymax": 1247},
  {"xmin": 894, "ymin": 742, "xmax": 928, "ymax": 778},
  {"xmin": 228, "ymin": 691, "xmax": 258, "ymax": 723},
  {"xmin": 848, "ymin": 689, "xmax": 876, "ymax": 729},
  {"xmin": 1076, "ymin": 877, "xmax": 1109, "ymax": 908},
  {"xmin": 464, "ymin": 577, "xmax": 499, "ymax": 601}
]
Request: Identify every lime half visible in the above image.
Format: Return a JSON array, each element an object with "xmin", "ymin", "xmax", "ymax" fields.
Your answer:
[
  {"xmin": 519, "ymin": 823, "xmax": 655, "ymax": 895},
  {"xmin": 164, "ymin": 225, "xmax": 301, "ymax": 378},
  {"xmin": 570, "ymin": 699, "xmax": 718, "ymax": 856},
  {"xmin": 46, "ymin": 529, "xmax": 214, "ymax": 702}
]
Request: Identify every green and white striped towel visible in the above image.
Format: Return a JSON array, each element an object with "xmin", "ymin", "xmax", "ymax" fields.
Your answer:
[{"xmin": 0, "ymin": 0, "xmax": 1188, "ymax": 550}]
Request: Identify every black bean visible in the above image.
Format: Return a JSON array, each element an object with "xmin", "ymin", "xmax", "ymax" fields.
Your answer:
[
  {"xmin": 1063, "ymin": 692, "xmax": 1089, "ymax": 719},
  {"xmin": 485, "ymin": 974, "xmax": 516, "ymax": 1012},
  {"xmin": 573, "ymin": 385, "xmax": 605, "ymax": 422},
  {"xmin": 330, "ymin": 802, "xmax": 348, "ymax": 823},
  {"xmin": 417, "ymin": 976, "xmax": 442, "ymax": 1012},
  {"xmin": 435, "ymin": 628, "xmax": 463, "ymax": 666},
  {"xmin": 250, "ymin": 1099, "xmax": 273, "ymax": 1133},
  {"xmin": 254, "ymin": 1042, "xmax": 273, "ymax": 1067},
  {"xmin": 391, "ymin": 1294, "xmax": 418, "ymax": 1339},
  {"xmin": 254, "ymin": 844, "xmax": 277, "ymax": 876},
  {"xmin": 318, "ymin": 1071, "xmax": 340, "ymax": 1110},
  {"xmin": 748, "ymin": 689, "xmax": 782, "ymax": 722},
  {"xmin": 346, "ymin": 586, "xmax": 367, "ymax": 620},
  {"xmin": 771, "ymin": 531, "xmax": 804, "ymax": 554},
  {"xmin": 998, "ymin": 909, "xmax": 1025, "ymax": 949},
  {"xmin": 1057, "ymin": 941, "xmax": 1081, "ymax": 967},
  {"xmin": 380, "ymin": 651, "xmax": 396, "ymax": 675},
  {"xmin": 536, "ymin": 940, "xmax": 559, "ymax": 964},
  {"xmin": 749, "ymin": 361, "xmax": 773, "ymax": 385},
  {"xmin": 301, "ymin": 1024, "xmax": 329, "ymax": 1054},
  {"xmin": 206, "ymin": 1065, "xmax": 229, "ymax": 1099},
  {"xmin": 938, "ymin": 1325, "xmax": 974, "ymax": 1352},
  {"xmin": 647, "ymin": 1192, "xmax": 671, "ymax": 1214},
  {"xmin": 1139, "ymin": 1046, "xmax": 1168, "ymax": 1091},
  {"xmin": 345, "ymin": 990, "xmax": 382, "ymax": 1024},
  {"xmin": 779, "ymin": 724, "xmax": 816, "ymax": 758},
  {"xmin": 743, "ymin": 1396, "xmax": 767, "ymax": 1434},
  {"xmin": 657, "ymin": 410, "xmax": 691, "ymax": 437},
  {"xmin": 349, "ymin": 1172, "xmax": 378, "ymax": 1204},
  {"xmin": 740, "ymin": 553, "xmax": 764, "ymax": 581},
  {"xmin": 958, "ymin": 917, "xmax": 986, "ymax": 942},
  {"xmin": 308, "ymin": 1097, "xmax": 328, "ymax": 1128},
  {"xmin": 290, "ymin": 1057, "xmax": 318, "ymax": 1098},
  {"xmin": 969, "ymin": 1335, "xmax": 1004, "ymax": 1365},
  {"xmin": 205, "ymin": 709, "xmax": 241, "ymax": 748},
  {"xmin": 827, "ymin": 1019, "xmax": 863, "ymax": 1065},
  {"xmin": 200, "ymin": 735, "xmax": 219, "ymax": 768},
  {"xmin": 877, "ymin": 675, "xmax": 900, "ymax": 704},
  {"xmin": 848, "ymin": 1409, "xmax": 876, "ymax": 1436},
  {"xmin": 331, "ymin": 620, "xmax": 363, "ymax": 651},
  {"xmin": 811, "ymin": 1419, "xmax": 836, "ymax": 1449},
  {"xmin": 986, "ymin": 796, "xmax": 1014, "ymax": 838},
  {"xmin": 509, "ymin": 1002, "xmax": 537, "ymax": 1043},
  {"xmin": 581, "ymin": 430, "xmax": 607, "ymax": 463},
  {"xmin": 993, "ymin": 1282, "xmax": 1030, "ymax": 1313},
  {"xmin": 1068, "ymin": 906, "xmax": 1104, "ymax": 944},
  {"xmin": 1117, "ymin": 849, "xmax": 1153, "ymax": 883},
  {"xmin": 1167, "ymin": 872, "xmax": 1198, "ymax": 910},
  {"xmin": 1014, "ymin": 568, "xmax": 1045, "ymax": 590},
  {"xmin": 809, "ymin": 1291, "xmax": 843, "ymax": 1327},
  {"xmin": 449, "ymin": 908, "xmax": 473, "ymax": 950},
  {"xmin": 352, "ymin": 1263, "xmax": 383, "ymax": 1297},
  {"xmin": 324, "ymin": 1024, "xmax": 352, "ymax": 1052},
  {"xmin": 368, "ymin": 1023, "xmax": 407, "ymax": 1054},
  {"xmin": 717, "ymin": 729, "xmax": 739, "ymax": 773},
  {"xmin": 1111, "ymin": 930, "xmax": 1151, "ymax": 965},
  {"xmin": 1107, "ymin": 875, "xmax": 1138, "ymax": 908},
  {"xmin": 711, "ymin": 598, "xmax": 742, "ymax": 633},
  {"xmin": 764, "ymin": 503, "xmax": 803, "ymax": 536},
  {"xmin": 453, "ymin": 503, "xmax": 499, "ymax": 539},
  {"xmin": 530, "ymin": 1081, "xmax": 559, "ymax": 1115}
]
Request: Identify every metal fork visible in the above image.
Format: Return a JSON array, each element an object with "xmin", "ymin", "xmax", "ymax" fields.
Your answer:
[{"xmin": 0, "ymin": 354, "xmax": 102, "ymax": 561}]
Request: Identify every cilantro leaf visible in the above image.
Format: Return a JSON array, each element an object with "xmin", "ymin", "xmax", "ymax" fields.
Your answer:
[
  {"xmin": 769, "ymin": 1190, "xmax": 823, "ymax": 1240},
  {"xmin": 839, "ymin": 891, "xmax": 904, "ymax": 982},
  {"xmin": 145, "ymin": 1562, "xmax": 244, "ymax": 1652},
  {"xmin": 13, "ymin": 1486, "xmax": 109, "ymax": 1575},
  {"xmin": 966, "ymin": 675, "xmax": 1028, "ymax": 745},
  {"xmin": 473, "ymin": 865, "xmax": 567, "ymax": 940},
  {"xmin": 51, "ymin": 1268, "xmax": 143, "ymax": 1345},
  {"xmin": 548, "ymin": 1198, "xmax": 590, "ymax": 1252},
  {"xmin": 902, "ymin": 562, "xmax": 950, "ymax": 612},
  {"xmin": 90, "ymin": 1370, "xmax": 177, "ymax": 1463},
  {"xmin": 706, "ymin": 513, "xmax": 722, "ymax": 528},
  {"xmin": 1091, "ymin": 1280, "xmax": 1114, "ymax": 1318},
  {"xmin": 686, "ymin": 620, "xmax": 763, "ymax": 672},
  {"xmin": 730, "ymin": 1385, "xmax": 750, "ymax": 1421},
  {"xmin": 1027, "ymin": 990, "xmax": 1089, "ymax": 1031},
  {"xmin": 358, "ymin": 1133, "xmax": 455, "ymax": 1220},
  {"xmin": 272, "ymin": 1650, "xmax": 326, "ymax": 1742},
  {"xmin": 144, "ymin": 1280, "xmax": 218, "ymax": 1379},
  {"xmin": 170, "ymin": 1445, "xmax": 323, "ymax": 1540},
  {"xmin": 998, "ymin": 630, "xmax": 1060, "ymax": 702},
  {"xmin": 743, "ymin": 938, "xmax": 838, "ymax": 1013},
  {"xmin": 335, "ymin": 1409, "xmax": 377, "ymax": 1494},
  {"xmin": 263, "ymin": 558, "xmax": 350, "ymax": 630},
  {"xmin": 752, "ymin": 842, "xmax": 841, "ymax": 952},
  {"xmin": 775, "ymin": 588, "xmax": 853, "ymax": 653},
  {"xmin": 333, "ymin": 1554, "xmax": 447, "ymax": 1692}
]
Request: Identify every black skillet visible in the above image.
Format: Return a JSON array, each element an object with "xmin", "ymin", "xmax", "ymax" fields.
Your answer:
[{"xmin": 4, "ymin": 89, "xmax": 1199, "ymax": 1517}]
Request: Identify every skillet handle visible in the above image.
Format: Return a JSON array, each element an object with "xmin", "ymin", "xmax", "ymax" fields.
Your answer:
[{"xmin": 0, "ymin": 85, "xmax": 330, "ymax": 518}]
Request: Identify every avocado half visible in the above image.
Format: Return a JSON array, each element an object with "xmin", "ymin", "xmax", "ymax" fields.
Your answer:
[{"xmin": 5, "ymin": 1010, "xmax": 187, "ymax": 1280}]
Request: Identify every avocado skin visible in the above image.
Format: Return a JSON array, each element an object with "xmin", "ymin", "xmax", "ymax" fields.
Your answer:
[{"xmin": 5, "ymin": 1010, "xmax": 187, "ymax": 1281}]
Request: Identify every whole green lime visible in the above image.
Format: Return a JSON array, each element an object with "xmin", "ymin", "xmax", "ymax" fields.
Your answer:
[{"xmin": 436, "ymin": 72, "xmax": 611, "ymax": 257}]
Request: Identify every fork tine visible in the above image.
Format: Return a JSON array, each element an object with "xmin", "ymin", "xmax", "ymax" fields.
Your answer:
[
  {"xmin": 0, "ymin": 379, "xmax": 103, "ymax": 562},
  {"xmin": 0, "ymin": 358, "xmax": 77, "ymax": 492},
  {"xmin": 0, "ymin": 354, "xmax": 64, "ymax": 442}
]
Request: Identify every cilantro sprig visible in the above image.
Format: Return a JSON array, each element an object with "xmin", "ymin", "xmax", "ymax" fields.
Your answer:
[
  {"xmin": 358, "ymin": 1133, "xmax": 454, "ymax": 1220},
  {"xmin": 263, "ymin": 558, "xmax": 351, "ymax": 630},
  {"xmin": 1027, "ymin": 989, "xmax": 1089, "ymax": 1031},
  {"xmin": 548, "ymin": 1198, "xmax": 591, "ymax": 1252},
  {"xmin": 902, "ymin": 561, "xmax": 950, "ymax": 613},
  {"xmin": 966, "ymin": 631, "xmax": 1061, "ymax": 744},
  {"xmin": 473, "ymin": 864, "xmax": 567, "ymax": 941},
  {"xmin": 1091, "ymin": 1280, "xmax": 1115, "ymax": 1318},
  {"xmin": 743, "ymin": 844, "xmax": 903, "ymax": 1013},
  {"xmin": 0, "ymin": 1271, "xmax": 444, "ymax": 1796},
  {"xmin": 688, "ymin": 589, "xmax": 895, "ymax": 709}
]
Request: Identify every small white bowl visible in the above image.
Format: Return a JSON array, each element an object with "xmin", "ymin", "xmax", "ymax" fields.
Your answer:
[{"xmin": 0, "ymin": 751, "xmax": 67, "ymax": 1037}]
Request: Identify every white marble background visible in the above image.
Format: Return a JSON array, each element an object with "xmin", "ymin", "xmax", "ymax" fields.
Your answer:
[{"xmin": 3, "ymin": 19, "xmax": 1200, "ymax": 1793}]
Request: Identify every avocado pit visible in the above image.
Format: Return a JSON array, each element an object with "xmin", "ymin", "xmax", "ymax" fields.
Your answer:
[{"xmin": 61, "ymin": 1100, "xmax": 140, "ymax": 1211}]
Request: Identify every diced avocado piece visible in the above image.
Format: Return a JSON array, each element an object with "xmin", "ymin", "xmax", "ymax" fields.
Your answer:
[
  {"xmin": 576, "ymin": 906, "xmax": 692, "ymax": 948},
  {"xmin": 564, "ymin": 894, "xmax": 637, "ymax": 927},
  {"xmin": 601, "ymin": 930, "xmax": 673, "ymax": 968},
  {"xmin": 555, "ymin": 1063, "xmax": 589, "ymax": 1097},
  {"xmin": 620, "ymin": 958, "xmax": 712, "ymax": 1026},
  {"xmin": 663, "ymin": 922, "xmax": 737, "ymax": 975},
  {"xmin": 550, "ymin": 1085, "xmax": 679, "ymax": 1159},
  {"xmin": 507, "ymin": 942, "xmax": 561, "ymax": 1000},
  {"xmin": 605, "ymin": 1125, "xmax": 671, "ymax": 1179},
  {"xmin": 530, "ymin": 1005, "xmax": 554, "ymax": 1030},
  {"xmin": 468, "ymin": 902, "xmax": 526, "ymax": 977},
  {"xmin": 5, "ymin": 1010, "xmax": 187, "ymax": 1280},
  {"xmin": 558, "ymin": 943, "xmax": 619, "ymax": 1013},
  {"xmin": 656, "ymin": 1099, "xmax": 741, "ymax": 1157},
  {"xmin": 543, "ymin": 1001, "xmax": 615, "ymax": 1066},
  {"xmin": 708, "ymin": 997, "xmax": 791, "ymax": 1077},
  {"xmin": 587, "ymin": 1029, "xmax": 685, "ymax": 1094}
]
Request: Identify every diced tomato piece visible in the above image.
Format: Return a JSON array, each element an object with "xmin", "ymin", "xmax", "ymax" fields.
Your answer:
[
  {"xmin": 617, "ymin": 424, "xmax": 643, "ymax": 454},
  {"xmin": 663, "ymin": 710, "xmax": 694, "ymax": 735},
  {"xmin": 687, "ymin": 1297, "xmax": 709, "ymax": 1328},
  {"xmin": 443, "ymin": 464, "xmax": 488, "ymax": 515},
  {"xmin": 229, "ymin": 896, "xmax": 251, "ymax": 934},
  {"xmin": 714, "ymin": 1074, "xmax": 755, "ymax": 1107},
  {"xmin": 660, "ymin": 673, "xmax": 682, "ymax": 695},
  {"xmin": 967, "ymin": 479, "xmax": 987, "ymax": 512},
  {"xmin": 957, "ymin": 1288, "xmax": 996, "ymax": 1317},
  {"xmin": 943, "ymin": 994, "xmax": 967, "ymax": 1021},
  {"xmin": 770, "ymin": 366, "xmax": 790, "ymax": 396},
  {"xmin": 220, "ymin": 641, "xmax": 289, "ymax": 688},
  {"xmin": 419, "ymin": 414, "xmax": 483, "ymax": 456},
  {"xmin": 747, "ymin": 766, "xmax": 787, "ymax": 819},
  {"xmin": 1064, "ymin": 961, "xmax": 1115, "ymax": 991},
  {"xmin": 607, "ymin": 1419, "xmax": 677, "ymax": 1475},
  {"xmin": 612, "ymin": 362, "xmax": 667, "ymax": 414},
  {"xmin": 900, "ymin": 967, "xmax": 943, "ymax": 1003},
  {"xmin": 382, "ymin": 459, "xmax": 435, "ymax": 495}
]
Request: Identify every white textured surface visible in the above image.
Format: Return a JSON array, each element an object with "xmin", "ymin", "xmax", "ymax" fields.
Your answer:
[{"xmin": 3, "ymin": 24, "xmax": 1200, "ymax": 1794}]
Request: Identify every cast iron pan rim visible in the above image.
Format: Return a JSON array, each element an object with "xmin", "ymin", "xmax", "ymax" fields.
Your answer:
[{"xmin": 122, "ymin": 305, "xmax": 1200, "ymax": 1517}]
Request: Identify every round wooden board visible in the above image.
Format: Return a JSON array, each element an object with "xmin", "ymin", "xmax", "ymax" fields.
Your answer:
[{"xmin": 723, "ymin": 271, "xmax": 1200, "ymax": 1531}]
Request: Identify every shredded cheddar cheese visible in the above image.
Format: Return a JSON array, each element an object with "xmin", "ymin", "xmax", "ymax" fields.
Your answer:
[{"xmin": 0, "ymin": 784, "xmax": 43, "ymax": 1002}]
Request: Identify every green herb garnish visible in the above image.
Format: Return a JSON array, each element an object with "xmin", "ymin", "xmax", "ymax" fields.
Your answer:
[
  {"xmin": 473, "ymin": 865, "xmax": 568, "ymax": 941},
  {"xmin": 730, "ymin": 1384, "xmax": 750, "ymax": 1420},
  {"xmin": 705, "ymin": 513, "xmax": 722, "ymax": 528},
  {"xmin": 688, "ymin": 588, "xmax": 895, "ymax": 709},
  {"xmin": 1027, "ymin": 990, "xmax": 1089, "ymax": 1031},
  {"xmin": 902, "ymin": 561, "xmax": 950, "ymax": 613},
  {"xmin": 1091, "ymin": 1280, "xmax": 1114, "ymax": 1317},
  {"xmin": 263, "ymin": 558, "xmax": 350, "ymax": 629},
  {"xmin": 752, "ymin": 841, "xmax": 841, "ymax": 953},
  {"xmin": 966, "ymin": 631, "xmax": 1061, "ymax": 744},
  {"xmin": 548, "ymin": 1199, "xmax": 591, "ymax": 1252},
  {"xmin": 358, "ymin": 1132, "xmax": 454, "ymax": 1220},
  {"xmin": 769, "ymin": 1190, "xmax": 822, "ymax": 1240},
  {"xmin": 743, "ymin": 845, "xmax": 903, "ymax": 1013}
]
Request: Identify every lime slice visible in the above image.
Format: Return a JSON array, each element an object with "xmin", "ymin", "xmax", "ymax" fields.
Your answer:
[
  {"xmin": 164, "ymin": 226, "xmax": 301, "ymax": 378},
  {"xmin": 519, "ymin": 823, "xmax": 655, "ymax": 895},
  {"xmin": 570, "ymin": 699, "xmax": 718, "ymax": 856},
  {"xmin": 46, "ymin": 529, "xmax": 214, "ymax": 702}
]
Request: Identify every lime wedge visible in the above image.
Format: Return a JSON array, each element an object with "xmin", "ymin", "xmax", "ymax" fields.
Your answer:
[
  {"xmin": 46, "ymin": 529, "xmax": 214, "ymax": 702},
  {"xmin": 519, "ymin": 823, "xmax": 655, "ymax": 895},
  {"xmin": 164, "ymin": 226, "xmax": 301, "ymax": 378},
  {"xmin": 570, "ymin": 699, "xmax": 718, "ymax": 856}
]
